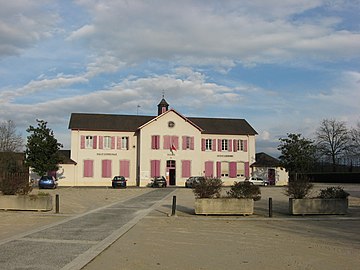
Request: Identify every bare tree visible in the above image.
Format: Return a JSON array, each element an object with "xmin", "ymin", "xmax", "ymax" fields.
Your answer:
[
  {"xmin": 350, "ymin": 121, "xmax": 360, "ymax": 157},
  {"xmin": 315, "ymin": 119, "xmax": 350, "ymax": 171},
  {"xmin": 0, "ymin": 120, "xmax": 23, "ymax": 152}
]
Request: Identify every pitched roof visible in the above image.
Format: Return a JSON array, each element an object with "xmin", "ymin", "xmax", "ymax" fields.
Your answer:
[
  {"xmin": 58, "ymin": 150, "xmax": 77, "ymax": 165},
  {"xmin": 69, "ymin": 113, "xmax": 153, "ymax": 131},
  {"xmin": 189, "ymin": 117, "xmax": 257, "ymax": 135},
  {"xmin": 138, "ymin": 109, "xmax": 203, "ymax": 132},
  {"xmin": 69, "ymin": 113, "xmax": 257, "ymax": 135},
  {"xmin": 251, "ymin": 152, "xmax": 281, "ymax": 167}
]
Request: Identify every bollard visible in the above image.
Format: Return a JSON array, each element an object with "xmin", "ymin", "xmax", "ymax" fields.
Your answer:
[
  {"xmin": 171, "ymin": 195, "xmax": 177, "ymax": 216},
  {"xmin": 56, "ymin": 194, "xmax": 60, "ymax": 214},
  {"xmin": 269, "ymin": 197, "xmax": 273, "ymax": 218}
]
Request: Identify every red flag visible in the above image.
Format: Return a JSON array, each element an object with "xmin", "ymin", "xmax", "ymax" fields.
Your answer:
[{"xmin": 170, "ymin": 144, "xmax": 177, "ymax": 154}]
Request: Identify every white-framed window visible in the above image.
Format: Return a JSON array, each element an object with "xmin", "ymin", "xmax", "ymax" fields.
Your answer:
[
  {"xmin": 205, "ymin": 139, "xmax": 212, "ymax": 150},
  {"xmin": 221, "ymin": 139, "xmax": 228, "ymax": 151},
  {"xmin": 103, "ymin": 136, "xmax": 111, "ymax": 149},
  {"xmin": 85, "ymin": 136, "xmax": 93, "ymax": 149},
  {"xmin": 221, "ymin": 161, "xmax": 229, "ymax": 177},
  {"xmin": 121, "ymin": 136, "xmax": 129, "ymax": 150},
  {"xmin": 239, "ymin": 140, "xmax": 244, "ymax": 151},
  {"xmin": 185, "ymin": 136, "xmax": 191, "ymax": 149}
]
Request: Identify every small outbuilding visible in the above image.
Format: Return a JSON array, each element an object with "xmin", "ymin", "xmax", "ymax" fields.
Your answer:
[{"xmin": 251, "ymin": 152, "xmax": 288, "ymax": 186}]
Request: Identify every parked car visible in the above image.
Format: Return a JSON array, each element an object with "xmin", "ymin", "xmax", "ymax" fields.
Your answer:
[
  {"xmin": 150, "ymin": 176, "xmax": 167, "ymax": 188},
  {"xmin": 247, "ymin": 177, "xmax": 270, "ymax": 186},
  {"xmin": 112, "ymin": 176, "xmax": 127, "ymax": 188},
  {"xmin": 38, "ymin": 176, "xmax": 58, "ymax": 189},
  {"xmin": 185, "ymin": 176, "xmax": 205, "ymax": 188}
]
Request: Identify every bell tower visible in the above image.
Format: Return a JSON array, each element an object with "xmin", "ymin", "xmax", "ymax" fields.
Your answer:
[{"xmin": 157, "ymin": 92, "xmax": 169, "ymax": 115}]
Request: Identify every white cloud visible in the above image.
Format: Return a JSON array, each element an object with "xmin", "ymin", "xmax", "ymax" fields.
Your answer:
[
  {"xmin": 67, "ymin": 0, "xmax": 360, "ymax": 68},
  {"xmin": 0, "ymin": 76, "xmax": 88, "ymax": 103},
  {"xmin": 0, "ymin": 1, "xmax": 59, "ymax": 58}
]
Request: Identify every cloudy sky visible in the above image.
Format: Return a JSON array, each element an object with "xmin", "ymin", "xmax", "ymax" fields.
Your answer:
[{"xmin": 1, "ymin": 0, "xmax": 359, "ymax": 157}]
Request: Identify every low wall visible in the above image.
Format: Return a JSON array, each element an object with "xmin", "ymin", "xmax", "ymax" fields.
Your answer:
[{"xmin": 0, "ymin": 195, "xmax": 53, "ymax": 211}]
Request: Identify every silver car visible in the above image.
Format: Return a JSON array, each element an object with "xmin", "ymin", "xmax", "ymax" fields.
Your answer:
[{"xmin": 247, "ymin": 177, "xmax": 270, "ymax": 186}]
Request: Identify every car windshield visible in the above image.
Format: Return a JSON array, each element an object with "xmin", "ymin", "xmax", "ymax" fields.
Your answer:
[{"xmin": 113, "ymin": 176, "xmax": 125, "ymax": 181}]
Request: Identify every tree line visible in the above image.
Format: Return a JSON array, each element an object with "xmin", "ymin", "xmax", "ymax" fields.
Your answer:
[
  {"xmin": 278, "ymin": 119, "xmax": 360, "ymax": 175},
  {"xmin": 0, "ymin": 120, "xmax": 62, "ymax": 194}
]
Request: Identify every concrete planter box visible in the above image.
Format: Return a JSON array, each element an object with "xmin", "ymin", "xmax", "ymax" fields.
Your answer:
[
  {"xmin": 195, "ymin": 198, "xmax": 254, "ymax": 215},
  {"xmin": 0, "ymin": 195, "xmax": 53, "ymax": 211},
  {"xmin": 289, "ymin": 198, "xmax": 348, "ymax": 215}
]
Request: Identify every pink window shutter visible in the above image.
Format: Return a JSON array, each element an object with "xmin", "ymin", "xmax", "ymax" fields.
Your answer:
[
  {"xmin": 84, "ymin": 160, "xmax": 93, "ymax": 177},
  {"xmin": 120, "ymin": 160, "xmax": 130, "ymax": 178},
  {"xmin": 204, "ymin": 161, "xmax": 213, "ymax": 177},
  {"xmin": 190, "ymin": 137, "xmax": 194, "ymax": 150},
  {"xmin": 151, "ymin": 136, "xmax": 156, "ymax": 149},
  {"xmin": 150, "ymin": 160, "xmax": 155, "ymax": 177},
  {"xmin": 156, "ymin": 135, "xmax": 160, "ymax": 149},
  {"xmin": 244, "ymin": 140, "xmax": 248, "ymax": 152},
  {"xmin": 228, "ymin": 140, "xmax": 232, "ymax": 152},
  {"xmin": 111, "ymin": 137, "xmax": 116, "ymax": 149},
  {"xmin": 164, "ymin": 135, "xmax": 170, "ymax": 149},
  {"xmin": 155, "ymin": 160, "xmax": 160, "ymax": 176},
  {"xmin": 182, "ymin": 160, "xmax": 191, "ymax": 178},
  {"xmin": 93, "ymin": 136, "xmax": 97, "ymax": 149},
  {"xmin": 151, "ymin": 160, "xmax": 160, "ymax": 177},
  {"xmin": 244, "ymin": 162, "xmax": 250, "ymax": 178},
  {"xmin": 212, "ymin": 139, "xmax": 216, "ymax": 151},
  {"xmin": 80, "ymin": 136, "xmax": 85, "ymax": 149},
  {"xmin": 229, "ymin": 162, "xmax": 237, "ymax": 178},
  {"xmin": 218, "ymin": 139, "xmax": 222, "ymax": 152},
  {"xmin": 233, "ymin": 139, "xmax": 238, "ymax": 152},
  {"xmin": 99, "ymin": 136, "xmax": 103, "ymax": 149},
  {"xmin": 182, "ymin": 136, "xmax": 187, "ymax": 150},
  {"xmin": 124, "ymin": 160, "xmax": 130, "ymax": 177},
  {"xmin": 89, "ymin": 160, "xmax": 94, "ymax": 177},
  {"xmin": 216, "ymin": 162, "xmax": 221, "ymax": 178},
  {"xmin": 102, "ymin": 160, "xmax": 107, "ymax": 177},
  {"xmin": 201, "ymin": 139, "xmax": 205, "ymax": 151}
]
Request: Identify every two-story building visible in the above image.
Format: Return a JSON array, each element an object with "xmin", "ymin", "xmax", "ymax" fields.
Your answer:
[{"xmin": 60, "ymin": 98, "xmax": 258, "ymax": 187}]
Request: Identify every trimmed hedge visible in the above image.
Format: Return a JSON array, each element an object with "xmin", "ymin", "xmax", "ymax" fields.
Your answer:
[{"xmin": 301, "ymin": 173, "xmax": 360, "ymax": 183}]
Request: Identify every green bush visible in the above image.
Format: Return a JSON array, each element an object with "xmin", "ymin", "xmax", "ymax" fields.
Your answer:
[
  {"xmin": 0, "ymin": 173, "xmax": 32, "ymax": 195},
  {"xmin": 193, "ymin": 177, "xmax": 223, "ymax": 199},
  {"xmin": 317, "ymin": 186, "xmax": 349, "ymax": 199},
  {"xmin": 284, "ymin": 176, "xmax": 313, "ymax": 199},
  {"xmin": 227, "ymin": 181, "xmax": 261, "ymax": 201}
]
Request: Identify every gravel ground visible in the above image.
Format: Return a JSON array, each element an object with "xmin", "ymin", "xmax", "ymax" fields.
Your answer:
[{"xmin": 0, "ymin": 184, "xmax": 359, "ymax": 270}]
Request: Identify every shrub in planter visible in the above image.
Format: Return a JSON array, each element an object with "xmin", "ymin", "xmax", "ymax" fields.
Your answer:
[
  {"xmin": 0, "ymin": 174, "xmax": 33, "ymax": 195},
  {"xmin": 284, "ymin": 176, "xmax": 313, "ymax": 199},
  {"xmin": 317, "ymin": 186, "xmax": 349, "ymax": 199},
  {"xmin": 227, "ymin": 181, "xmax": 261, "ymax": 201},
  {"xmin": 193, "ymin": 177, "xmax": 223, "ymax": 199}
]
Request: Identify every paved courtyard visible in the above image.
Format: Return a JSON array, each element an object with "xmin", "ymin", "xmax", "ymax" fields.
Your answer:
[{"xmin": 0, "ymin": 184, "xmax": 359, "ymax": 269}]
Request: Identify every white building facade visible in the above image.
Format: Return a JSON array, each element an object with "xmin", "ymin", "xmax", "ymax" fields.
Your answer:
[{"xmin": 62, "ymin": 99, "xmax": 258, "ymax": 187}]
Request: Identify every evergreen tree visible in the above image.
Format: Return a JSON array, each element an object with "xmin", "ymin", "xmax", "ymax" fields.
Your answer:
[
  {"xmin": 25, "ymin": 120, "xmax": 62, "ymax": 177},
  {"xmin": 278, "ymin": 133, "xmax": 316, "ymax": 174}
]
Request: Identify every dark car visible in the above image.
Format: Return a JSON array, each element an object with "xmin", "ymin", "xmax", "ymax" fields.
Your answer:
[
  {"xmin": 112, "ymin": 176, "xmax": 127, "ymax": 188},
  {"xmin": 38, "ymin": 176, "xmax": 58, "ymax": 189},
  {"xmin": 185, "ymin": 176, "xmax": 205, "ymax": 188},
  {"xmin": 151, "ymin": 176, "xmax": 167, "ymax": 188}
]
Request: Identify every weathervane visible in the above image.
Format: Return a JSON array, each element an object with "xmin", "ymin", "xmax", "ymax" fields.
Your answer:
[{"xmin": 137, "ymin": 104, "xmax": 141, "ymax": 115}]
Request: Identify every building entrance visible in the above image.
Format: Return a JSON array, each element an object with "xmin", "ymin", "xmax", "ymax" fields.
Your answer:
[{"xmin": 167, "ymin": 160, "xmax": 176, "ymax": 186}]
